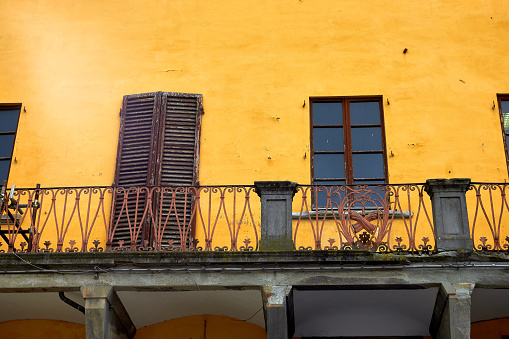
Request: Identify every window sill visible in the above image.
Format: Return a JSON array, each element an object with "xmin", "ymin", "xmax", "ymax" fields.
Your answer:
[{"xmin": 292, "ymin": 209, "xmax": 412, "ymax": 220}]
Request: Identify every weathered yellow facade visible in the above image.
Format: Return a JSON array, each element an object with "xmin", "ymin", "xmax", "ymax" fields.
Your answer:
[
  {"xmin": 3, "ymin": 0, "xmax": 509, "ymax": 189},
  {"xmin": 2, "ymin": 1, "xmax": 509, "ymax": 338}
]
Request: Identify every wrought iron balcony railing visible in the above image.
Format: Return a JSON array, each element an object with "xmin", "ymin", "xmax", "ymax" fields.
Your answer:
[
  {"xmin": 468, "ymin": 183, "xmax": 509, "ymax": 252},
  {"xmin": 0, "ymin": 180, "xmax": 504, "ymax": 254},
  {"xmin": 292, "ymin": 184, "xmax": 435, "ymax": 253},
  {"xmin": 0, "ymin": 185, "xmax": 259, "ymax": 253}
]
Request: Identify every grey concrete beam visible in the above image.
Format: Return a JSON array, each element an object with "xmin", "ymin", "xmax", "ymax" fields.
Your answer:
[
  {"xmin": 430, "ymin": 283, "xmax": 474, "ymax": 339},
  {"xmin": 262, "ymin": 285, "xmax": 294, "ymax": 339},
  {"xmin": 0, "ymin": 265, "xmax": 506, "ymax": 292},
  {"xmin": 81, "ymin": 286, "xmax": 136, "ymax": 339}
]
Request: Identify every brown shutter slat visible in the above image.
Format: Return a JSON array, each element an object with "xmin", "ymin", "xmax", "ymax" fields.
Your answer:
[
  {"xmin": 112, "ymin": 92, "xmax": 161, "ymax": 247},
  {"xmin": 155, "ymin": 93, "xmax": 202, "ymax": 247},
  {"xmin": 111, "ymin": 91, "xmax": 202, "ymax": 250}
]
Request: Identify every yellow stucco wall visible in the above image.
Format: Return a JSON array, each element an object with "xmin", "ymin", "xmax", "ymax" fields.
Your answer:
[
  {"xmin": 2, "ymin": 0, "xmax": 509, "ymax": 188},
  {"xmin": 135, "ymin": 314, "xmax": 266, "ymax": 339},
  {"xmin": 0, "ymin": 319, "xmax": 85, "ymax": 338},
  {"xmin": 5, "ymin": 315, "xmax": 508, "ymax": 338},
  {"xmin": 2, "ymin": 0, "xmax": 509, "ymax": 249},
  {"xmin": 0, "ymin": 316, "xmax": 268, "ymax": 339},
  {"xmin": 471, "ymin": 317, "xmax": 509, "ymax": 339}
]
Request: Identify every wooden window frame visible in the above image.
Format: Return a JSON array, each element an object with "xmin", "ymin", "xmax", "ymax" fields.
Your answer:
[
  {"xmin": 497, "ymin": 94, "xmax": 509, "ymax": 176},
  {"xmin": 0, "ymin": 104, "xmax": 22, "ymax": 184},
  {"xmin": 310, "ymin": 96, "xmax": 388, "ymax": 186}
]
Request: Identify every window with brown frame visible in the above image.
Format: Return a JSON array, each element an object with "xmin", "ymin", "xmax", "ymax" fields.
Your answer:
[
  {"xmin": 112, "ymin": 91, "xmax": 202, "ymax": 247},
  {"xmin": 498, "ymin": 95, "xmax": 509, "ymax": 175},
  {"xmin": 0, "ymin": 104, "xmax": 21, "ymax": 184},
  {"xmin": 310, "ymin": 97, "xmax": 387, "ymax": 207}
]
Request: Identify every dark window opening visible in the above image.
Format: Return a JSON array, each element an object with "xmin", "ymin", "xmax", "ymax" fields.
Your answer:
[
  {"xmin": 310, "ymin": 97, "xmax": 387, "ymax": 207},
  {"xmin": 0, "ymin": 104, "xmax": 21, "ymax": 184},
  {"xmin": 498, "ymin": 95, "xmax": 509, "ymax": 176}
]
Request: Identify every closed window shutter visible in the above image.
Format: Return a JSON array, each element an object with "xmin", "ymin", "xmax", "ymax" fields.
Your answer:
[
  {"xmin": 156, "ymin": 93, "xmax": 202, "ymax": 244},
  {"xmin": 111, "ymin": 91, "xmax": 201, "ymax": 248},
  {"xmin": 112, "ymin": 92, "xmax": 160, "ymax": 246},
  {"xmin": 115, "ymin": 93, "xmax": 160, "ymax": 186},
  {"xmin": 159, "ymin": 93, "xmax": 200, "ymax": 186}
]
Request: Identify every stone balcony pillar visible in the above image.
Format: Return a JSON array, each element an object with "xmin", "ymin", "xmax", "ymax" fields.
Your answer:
[
  {"xmin": 425, "ymin": 178, "xmax": 473, "ymax": 252},
  {"xmin": 254, "ymin": 181, "xmax": 298, "ymax": 251},
  {"xmin": 262, "ymin": 285, "xmax": 295, "ymax": 339},
  {"xmin": 430, "ymin": 283, "xmax": 475, "ymax": 339},
  {"xmin": 81, "ymin": 286, "xmax": 136, "ymax": 339}
]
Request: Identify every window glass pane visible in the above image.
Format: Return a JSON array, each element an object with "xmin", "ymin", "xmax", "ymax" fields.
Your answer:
[
  {"xmin": 0, "ymin": 109, "xmax": 20, "ymax": 133},
  {"xmin": 352, "ymin": 180, "xmax": 387, "ymax": 208},
  {"xmin": 0, "ymin": 135, "xmax": 15, "ymax": 158},
  {"xmin": 315, "ymin": 180, "xmax": 345, "ymax": 186},
  {"xmin": 506, "ymin": 135, "xmax": 509, "ymax": 148},
  {"xmin": 313, "ymin": 127, "xmax": 343, "ymax": 152},
  {"xmin": 312, "ymin": 102, "xmax": 342, "ymax": 125},
  {"xmin": 352, "ymin": 153, "xmax": 384, "ymax": 178},
  {"xmin": 314, "ymin": 180, "xmax": 345, "ymax": 208},
  {"xmin": 350, "ymin": 101, "xmax": 380, "ymax": 125},
  {"xmin": 502, "ymin": 100, "xmax": 509, "ymax": 133},
  {"xmin": 314, "ymin": 154, "xmax": 345, "ymax": 179},
  {"xmin": 353, "ymin": 180, "xmax": 386, "ymax": 185},
  {"xmin": 351, "ymin": 127, "xmax": 382, "ymax": 151},
  {"xmin": 0, "ymin": 160, "xmax": 10, "ymax": 181}
]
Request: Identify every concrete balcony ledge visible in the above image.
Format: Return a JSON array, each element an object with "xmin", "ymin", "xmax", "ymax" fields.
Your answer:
[
  {"xmin": 0, "ymin": 250, "xmax": 407, "ymax": 270},
  {"xmin": 1, "ymin": 251, "xmax": 509, "ymax": 296},
  {"xmin": 0, "ymin": 179, "xmax": 500, "ymax": 255},
  {"xmin": 0, "ymin": 250, "xmax": 507, "ymax": 273}
]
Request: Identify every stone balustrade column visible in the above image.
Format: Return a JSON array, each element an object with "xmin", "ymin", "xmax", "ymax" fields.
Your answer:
[
  {"xmin": 254, "ymin": 181, "xmax": 298, "ymax": 251},
  {"xmin": 425, "ymin": 179, "xmax": 473, "ymax": 252}
]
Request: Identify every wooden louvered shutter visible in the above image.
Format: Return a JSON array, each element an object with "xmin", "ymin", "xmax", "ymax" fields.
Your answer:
[
  {"xmin": 112, "ymin": 92, "xmax": 161, "ymax": 246},
  {"xmin": 112, "ymin": 91, "xmax": 202, "ymax": 248},
  {"xmin": 155, "ymin": 93, "xmax": 202, "ymax": 245}
]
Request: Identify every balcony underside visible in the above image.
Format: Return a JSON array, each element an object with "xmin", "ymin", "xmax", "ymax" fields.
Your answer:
[{"xmin": 0, "ymin": 250, "xmax": 508, "ymax": 337}]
